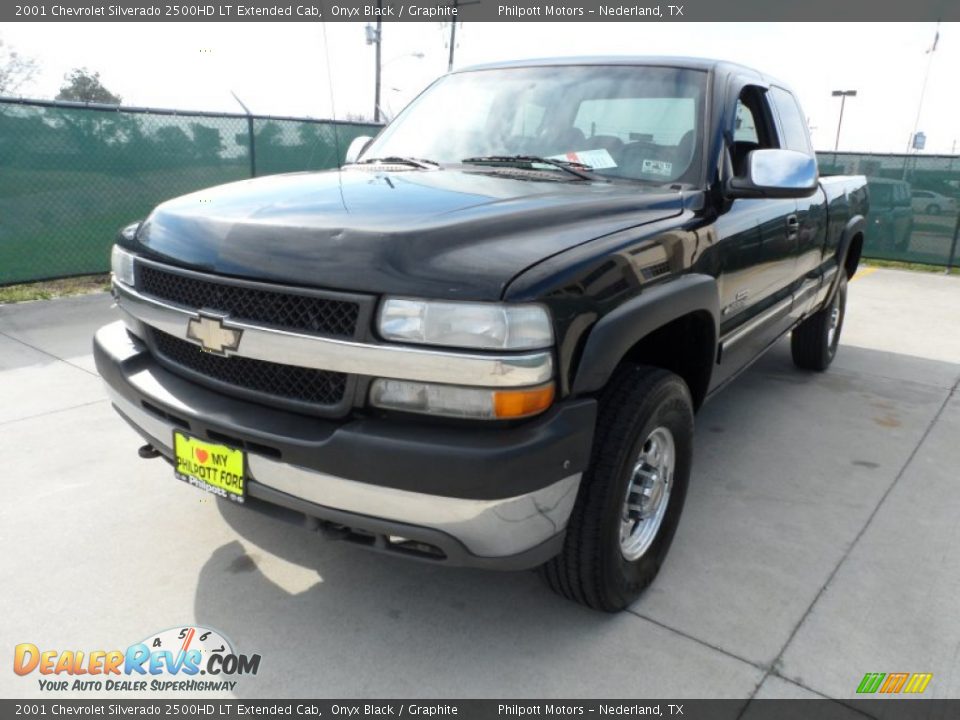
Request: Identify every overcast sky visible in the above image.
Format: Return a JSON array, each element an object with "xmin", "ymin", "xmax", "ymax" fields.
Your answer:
[{"xmin": 4, "ymin": 21, "xmax": 958, "ymax": 153}]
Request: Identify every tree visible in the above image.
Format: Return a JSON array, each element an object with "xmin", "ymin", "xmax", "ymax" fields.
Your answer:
[
  {"xmin": 0, "ymin": 37, "xmax": 39, "ymax": 94},
  {"xmin": 56, "ymin": 68, "xmax": 121, "ymax": 104},
  {"xmin": 153, "ymin": 125, "xmax": 192, "ymax": 160},
  {"xmin": 189, "ymin": 123, "xmax": 224, "ymax": 161},
  {"xmin": 255, "ymin": 120, "xmax": 283, "ymax": 148}
]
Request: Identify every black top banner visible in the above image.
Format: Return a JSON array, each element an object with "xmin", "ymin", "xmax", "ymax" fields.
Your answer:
[{"xmin": 6, "ymin": 0, "xmax": 959, "ymax": 22}]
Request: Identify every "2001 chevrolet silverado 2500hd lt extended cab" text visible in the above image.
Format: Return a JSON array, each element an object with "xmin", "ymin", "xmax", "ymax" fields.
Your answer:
[{"xmin": 95, "ymin": 57, "xmax": 868, "ymax": 611}]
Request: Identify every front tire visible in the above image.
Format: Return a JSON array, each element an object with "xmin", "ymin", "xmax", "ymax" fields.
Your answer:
[
  {"xmin": 791, "ymin": 272, "xmax": 847, "ymax": 371},
  {"xmin": 540, "ymin": 365, "xmax": 693, "ymax": 612}
]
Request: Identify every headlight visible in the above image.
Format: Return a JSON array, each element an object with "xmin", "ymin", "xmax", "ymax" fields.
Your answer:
[
  {"xmin": 111, "ymin": 245, "xmax": 136, "ymax": 287},
  {"xmin": 378, "ymin": 298, "xmax": 553, "ymax": 350},
  {"xmin": 370, "ymin": 379, "xmax": 555, "ymax": 420}
]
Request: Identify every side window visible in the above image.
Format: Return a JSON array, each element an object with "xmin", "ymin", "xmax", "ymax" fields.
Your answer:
[
  {"xmin": 769, "ymin": 86, "xmax": 813, "ymax": 154},
  {"xmin": 733, "ymin": 100, "xmax": 759, "ymax": 143},
  {"xmin": 730, "ymin": 86, "xmax": 777, "ymax": 177}
]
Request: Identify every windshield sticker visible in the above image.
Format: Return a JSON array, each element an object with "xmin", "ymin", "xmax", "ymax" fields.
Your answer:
[
  {"xmin": 548, "ymin": 148, "xmax": 618, "ymax": 169},
  {"xmin": 641, "ymin": 159, "xmax": 674, "ymax": 177}
]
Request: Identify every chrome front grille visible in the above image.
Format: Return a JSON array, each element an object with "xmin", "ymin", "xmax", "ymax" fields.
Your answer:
[
  {"xmin": 149, "ymin": 329, "xmax": 349, "ymax": 413},
  {"xmin": 138, "ymin": 263, "xmax": 361, "ymax": 338}
]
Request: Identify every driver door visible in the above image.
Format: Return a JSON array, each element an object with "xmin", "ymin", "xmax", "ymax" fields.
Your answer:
[{"xmin": 714, "ymin": 85, "xmax": 798, "ymax": 384}]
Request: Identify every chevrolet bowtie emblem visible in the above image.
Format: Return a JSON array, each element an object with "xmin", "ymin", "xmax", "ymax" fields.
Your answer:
[{"xmin": 186, "ymin": 314, "xmax": 243, "ymax": 355}]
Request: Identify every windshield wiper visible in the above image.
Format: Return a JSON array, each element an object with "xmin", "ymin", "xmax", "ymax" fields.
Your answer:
[
  {"xmin": 354, "ymin": 156, "xmax": 438, "ymax": 169},
  {"xmin": 461, "ymin": 155, "xmax": 596, "ymax": 180}
]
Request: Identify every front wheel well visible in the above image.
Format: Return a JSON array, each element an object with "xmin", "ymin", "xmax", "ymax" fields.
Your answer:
[{"xmin": 618, "ymin": 311, "xmax": 715, "ymax": 411}]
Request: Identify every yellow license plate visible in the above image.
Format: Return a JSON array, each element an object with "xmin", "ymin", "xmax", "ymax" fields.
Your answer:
[{"xmin": 173, "ymin": 432, "xmax": 245, "ymax": 503}]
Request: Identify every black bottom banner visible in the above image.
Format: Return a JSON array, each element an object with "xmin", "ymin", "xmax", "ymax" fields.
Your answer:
[{"xmin": 3, "ymin": 699, "xmax": 958, "ymax": 720}]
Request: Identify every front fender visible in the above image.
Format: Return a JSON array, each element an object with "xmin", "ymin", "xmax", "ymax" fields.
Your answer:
[{"xmin": 571, "ymin": 274, "xmax": 720, "ymax": 397}]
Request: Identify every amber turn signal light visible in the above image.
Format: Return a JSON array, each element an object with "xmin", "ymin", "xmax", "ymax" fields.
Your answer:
[{"xmin": 492, "ymin": 384, "xmax": 555, "ymax": 419}]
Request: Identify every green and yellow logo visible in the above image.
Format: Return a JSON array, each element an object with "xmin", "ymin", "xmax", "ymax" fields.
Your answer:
[{"xmin": 856, "ymin": 672, "xmax": 932, "ymax": 694}]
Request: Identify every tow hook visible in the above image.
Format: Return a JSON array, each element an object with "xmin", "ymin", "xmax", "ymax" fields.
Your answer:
[{"xmin": 137, "ymin": 444, "xmax": 161, "ymax": 459}]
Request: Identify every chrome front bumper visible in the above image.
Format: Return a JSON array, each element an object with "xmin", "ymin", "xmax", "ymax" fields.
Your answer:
[{"xmin": 95, "ymin": 321, "xmax": 592, "ymax": 568}]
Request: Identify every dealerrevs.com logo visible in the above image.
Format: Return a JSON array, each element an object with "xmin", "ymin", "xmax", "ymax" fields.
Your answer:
[{"xmin": 13, "ymin": 626, "xmax": 261, "ymax": 693}]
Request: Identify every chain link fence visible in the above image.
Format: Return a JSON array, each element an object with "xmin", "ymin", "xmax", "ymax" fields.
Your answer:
[
  {"xmin": 0, "ymin": 97, "xmax": 379, "ymax": 285},
  {"xmin": 2, "ymin": 99, "xmax": 958, "ymax": 287},
  {"xmin": 818, "ymin": 151, "xmax": 960, "ymax": 269}
]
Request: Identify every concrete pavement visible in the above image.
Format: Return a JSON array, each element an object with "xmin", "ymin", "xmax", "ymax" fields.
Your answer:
[{"xmin": 0, "ymin": 267, "xmax": 957, "ymax": 706}]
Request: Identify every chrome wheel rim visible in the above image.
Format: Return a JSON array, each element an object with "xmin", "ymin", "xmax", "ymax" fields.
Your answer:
[
  {"xmin": 620, "ymin": 426, "xmax": 675, "ymax": 561},
  {"xmin": 827, "ymin": 291, "xmax": 842, "ymax": 348}
]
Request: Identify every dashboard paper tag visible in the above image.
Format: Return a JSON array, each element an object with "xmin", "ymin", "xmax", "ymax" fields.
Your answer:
[{"xmin": 549, "ymin": 149, "xmax": 618, "ymax": 169}]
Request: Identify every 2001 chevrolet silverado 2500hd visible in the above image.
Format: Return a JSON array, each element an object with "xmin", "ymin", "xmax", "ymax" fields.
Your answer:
[{"xmin": 96, "ymin": 57, "xmax": 868, "ymax": 611}]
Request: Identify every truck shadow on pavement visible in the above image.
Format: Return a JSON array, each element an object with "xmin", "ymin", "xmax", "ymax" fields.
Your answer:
[
  {"xmin": 196, "ymin": 511, "xmax": 633, "ymax": 697},
  {"xmin": 191, "ymin": 338, "xmax": 959, "ymax": 697}
]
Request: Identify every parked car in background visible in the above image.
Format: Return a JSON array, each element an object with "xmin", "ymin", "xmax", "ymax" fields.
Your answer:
[
  {"xmin": 911, "ymin": 189, "xmax": 958, "ymax": 216},
  {"xmin": 867, "ymin": 178, "xmax": 913, "ymax": 252},
  {"xmin": 96, "ymin": 57, "xmax": 868, "ymax": 611}
]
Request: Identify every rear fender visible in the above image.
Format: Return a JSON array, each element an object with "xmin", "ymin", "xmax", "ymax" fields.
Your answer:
[{"xmin": 829, "ymin": 214, "xmax": 866, "ymax": 295}]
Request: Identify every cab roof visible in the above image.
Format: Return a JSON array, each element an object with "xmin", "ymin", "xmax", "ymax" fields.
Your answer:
[{"xmin": 456, "ymin": 56, "xmax": 787, "ymax": 88}]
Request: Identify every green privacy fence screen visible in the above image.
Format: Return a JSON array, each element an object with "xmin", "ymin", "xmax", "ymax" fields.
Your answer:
[
  {"xmin": 0, "ymin": 97, "xmax": 380, "ymax": 285},
  {"xmin": 2, "ymin": 97, "xmax": 959, "ymax": 286},
  {"xmin": 818, "ymin": 152, "xmax": 960, "ymax": 269}
]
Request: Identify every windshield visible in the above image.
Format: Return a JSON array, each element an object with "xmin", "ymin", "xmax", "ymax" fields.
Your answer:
[{"xmin": 362, "ymin": 65, "xmax": 708, "ymax": 185}]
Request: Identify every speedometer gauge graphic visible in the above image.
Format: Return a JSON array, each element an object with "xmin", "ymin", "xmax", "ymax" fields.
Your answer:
[{"xmin": 136, "ymin": 625, "xmax": 234, "ymax": 674}]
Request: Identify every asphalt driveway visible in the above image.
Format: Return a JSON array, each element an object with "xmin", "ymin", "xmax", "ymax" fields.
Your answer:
[{"xmin": 1, "ymin": 267, "xmax": 958, "ymax": 708}]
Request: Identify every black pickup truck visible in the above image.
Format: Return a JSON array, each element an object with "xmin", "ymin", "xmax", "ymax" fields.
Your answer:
[{"xmin": 96, "ymin": 57, "xmax": 867, "ymax": 611}]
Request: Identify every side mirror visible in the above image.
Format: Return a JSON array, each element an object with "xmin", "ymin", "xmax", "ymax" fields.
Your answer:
[
  {"xmin": 344, "ymin": 136, "xmax": 374, "ymax": 166},
  {"xmin": 727, "ymin": 149, "xmax": 818, "ymax": 199}
]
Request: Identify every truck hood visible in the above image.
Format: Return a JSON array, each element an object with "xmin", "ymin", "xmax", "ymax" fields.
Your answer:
[{"xmin": 131, "ymin": 167, "xmax": 683, "ymax": 300}]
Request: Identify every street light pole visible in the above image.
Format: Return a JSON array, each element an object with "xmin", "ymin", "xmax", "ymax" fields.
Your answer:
[
  {"xmin": 906, "ymin": 21, "xmax": 939, "ymax": 153},
  {"xmin": 831, "ymin": 90, "xmax": 857, "ymax": 152}
]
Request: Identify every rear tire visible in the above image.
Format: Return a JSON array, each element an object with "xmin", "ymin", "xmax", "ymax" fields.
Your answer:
[
  {"xmin": 791, "ymin": 272, "xmax": 847, "ymax": 371},
  {"xmin": 540, "ymin": 365, "xmax": 693, "ymax": 612}
]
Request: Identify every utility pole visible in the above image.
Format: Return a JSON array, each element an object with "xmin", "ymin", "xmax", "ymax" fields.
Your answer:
[
  {"xmin": 446, "ymin": 0, "xmax": 479, "ymax": 71},
  {"xmin": 831, "ymin": 90, "xmax": 857, "ymax": 152},
  {"xmin": 375, "ymin": 4, "xmax": 382, "ymax": 122},
  {"xmin": 366, "ymin": 4, "xmax": 383, "ymax": 122},
  {"xmin": 447, "ymin": 5, "xmax": 457, "ymax": 72}
]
